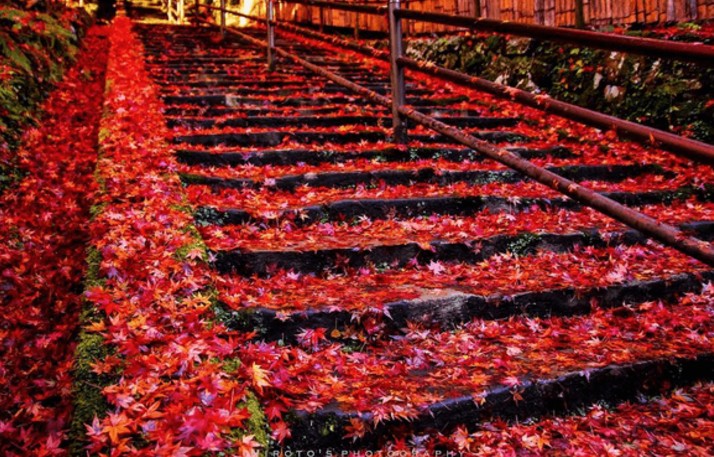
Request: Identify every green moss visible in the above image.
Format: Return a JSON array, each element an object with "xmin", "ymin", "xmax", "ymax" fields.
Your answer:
[
  {"xmin": 212, "ymin": 301, "xmax": 267, "ymax": 336},
  {"xmin": 508, "ymin": 233, "xmax": 541, "ymax": 257},
  {"xmin": 68, "ymin": 332, "xmax": 110, "ymax": 457},
  {"xmin": 319, "ymin": 416, "xmax": 339, "ymax": 437},
  {"xmin": 174, "ymin": 239, "xmax": 209, "ymax": 262},
  {"xmin": 88, "ymin": 203, "xmax": 107, "ymax": 220},
  {"xmin": 241, "ymin": 392, "xmax": 270, "ymax": 450},
  {"xmin": 222, "ymin": 357, "xmax": 243, "ymax": 374},
  {"xmin": 222, "ymin": 392, "xmax": 270, "ymax": 454}
]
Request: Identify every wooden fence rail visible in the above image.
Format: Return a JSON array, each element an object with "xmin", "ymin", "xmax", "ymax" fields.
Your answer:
[{"xmin": 275, "ymin": 0, "xmax": 714, "ymax": 33}]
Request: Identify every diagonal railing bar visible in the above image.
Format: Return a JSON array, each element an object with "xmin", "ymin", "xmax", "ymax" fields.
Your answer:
[
  {"xmin": 205, "ymin": 20, "xmax": 714, "ymax": 267},
  {"xmin": 394, "ymin": 9, "xmax": 714, "ymax": 65},
  {"xmin": 396, "ymin": 56, "xmax": 714, "ymax": 165},
  {"xmin": 255, "ymin": 17, "xmax": 714, "ymax": 165}
]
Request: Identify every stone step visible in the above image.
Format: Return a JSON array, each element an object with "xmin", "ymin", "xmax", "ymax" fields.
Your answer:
[
  {"xmin": 283, "ymin": 354, "xmax": 714, "ymax": 450},
  {"xmin": 167, "ymin": 115, "xmax": 518, "ymax": 129},
  {"xmin": 175, "ymin": 145, "xmax": 571, "ymax": 167},
  {"xmin": 194, "ymin": 189, "xmax": 693, "ymax": 226},
  {"xmin": 162, "ymin": 94, "xmax": 469, "ymax": 107},
  {"xmin": 182, "ymin": 163, "xmax": 668, "ymax": 192},
  {"xmin": 218, "ymin": 270, "xmax": 714, "ymax": 342},
  {"xmin": 173, "ymin": 129, "xmax": 529, "ymax": 147},
  {"xmin": 211, "ymin": 220, "xmax": 713, "ymax": 276}
]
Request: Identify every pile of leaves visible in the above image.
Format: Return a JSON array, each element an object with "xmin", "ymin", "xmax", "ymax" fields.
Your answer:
[
  {"xmin": 75, "ymin": 16, "xmax": 267, "ymax": 455},
  {"xmin": 0, "ymin": 3, "xmax": 92, "ymax": 188},
  {"xmin": 0, "ymin": 24, "xmax": 108, "ymax": 456}
]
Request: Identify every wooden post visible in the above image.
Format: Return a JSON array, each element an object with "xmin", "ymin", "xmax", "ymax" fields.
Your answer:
[
  {"xmin": 574, "ymin": 0, "xmax": 585, "ymax": 28},
  {"xmin": 388, "ymin": 0, "xmax": 407, "ymax": 143},
  {"xmin": 220, "ymin": 0, "xmax": 226, "ymax": 36},
  {"xmin": 473, "ymin": 0, "xmax": 482, "ymax": 17},
  {"xmin": 267, "ymin": 0, "xmax": 276, "ymax": 70}
]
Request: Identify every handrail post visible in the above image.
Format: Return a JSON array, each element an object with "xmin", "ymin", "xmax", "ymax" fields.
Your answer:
[
  {"xmin": 267, "ymin": 0, "xmax": 276, "ymax": 70},
  {"xmin": 194, "ymin": 0, "xmax": 199, "ymax": 23},
  {"xmin": 388, "ymin": 0, "xmax": 407, "ymax": 143},
  {"xmin": 220, "ymin": 0, "xmax": 226, "ymax": 36},
  {"xmin": 168, "ymin": 0, "xmax": 174, "ymax": 22},
  {"xmin": 179, "ymin": 0, "xmax": 185, "ymax": 22},
  {"xmin": 319, "ymin": 6, "xmax": 325, "ymax": 33}
]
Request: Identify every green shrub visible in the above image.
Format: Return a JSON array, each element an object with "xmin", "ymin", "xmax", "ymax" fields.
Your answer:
[{"xmin": 0, "ymin": 4, "xmax": 91, "ymax": 190}]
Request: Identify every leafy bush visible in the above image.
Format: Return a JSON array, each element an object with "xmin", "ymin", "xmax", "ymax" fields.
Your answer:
[
  {"xmin": 406, "ymin": 30, "xmax": 714, "ymax": 144},
  {"xmin": 0, "ymin": 4, "xmax": 91, "ymax": 189}
]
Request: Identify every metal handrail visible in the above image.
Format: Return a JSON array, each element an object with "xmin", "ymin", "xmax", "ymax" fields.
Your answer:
[
  {"xmin": 199, "ymin": 13, "xmax": 714, "ymax": 267},
  {"xmin": 394, "ymin": 9, "xmax": 714, "ymax": 65},
  {"xmin": 192, "ymin": 0, "xmax": 714, "ymax": 267},
  {"xmin": 266, "ymin": 9, "xmax": 714, "ymax": 164}
]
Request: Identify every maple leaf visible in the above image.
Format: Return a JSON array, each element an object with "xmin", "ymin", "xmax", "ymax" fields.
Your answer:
[
  {"xmin": 452, "ymin": 426, "xmax": 472, "ymax": 451},
  {"xmin": 426, "ymin": 260, "xmax": 445, "ymax": 275},
  {"xmin": 102, "ymin": 412, "xmax": 132, "ymax": 445},
  {"xmin": 521, "ymin": 433, "xmax": 550, "ymax": 451},
  {"xmin": 249, "ymin": 363, "xmax": 271, "ymax": 394},
  {"xmin": 236, "ymin": 435, "xmax": 261, "ymax": 457},
  {"xmin": 271, "ymin": 420, "xmax": 292, "ymax": 443},
  {"xmin": 344, "ymin": 417, "xmax": 368, "ymax": 441},
  {"xmin": 296, "ymin": 327, "xmax": 327, "ymax": 350}
]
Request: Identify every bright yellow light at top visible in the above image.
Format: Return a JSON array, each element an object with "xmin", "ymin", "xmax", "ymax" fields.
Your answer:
[{"xmin": 237, "ymin": 0, "xmax": 260, "ymax": 27}]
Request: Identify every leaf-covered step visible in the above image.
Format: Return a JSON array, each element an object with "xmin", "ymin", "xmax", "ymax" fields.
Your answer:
[
  {"xmin": 149, "ymin": 67, "xmax": 392, "ymax": 82},
  {"xmin": 408, "ymin": 381, "xmax": 714, "ymax": 454},
  {"xmin": 283, "ymin": 354, "xmax": 714, "ymax": 450},
  {"xmin": 194, "ymin": 189, "xmax": 689, "ymax": 226},
  {"xmin": 161, "ymin": 85, "xmax": 434, "ymax": 98},
  {"xmin": 214, "ymin": 240, "xmax": 713, "ymax": 338},
  {"xmin": 175, "ymin": 145, "xmax": 572, "ymax": 167},
  {"xmin": 210, "ymin": 221, "xmax": 714, "ymax": 276},
  {"xmin": 181, "ymin": 163, "xmax": 668, "ymax": 192},
  {"xmin": 154, "ymin": 77, "xmax": 396, "ymax": 87},
  {"xmin": 173, "ymin": 130, "xmax": 529, "ymax": 147},
  {"xmin": 162, "ymin": 94, "xmax": 469, "ymax": 107},
  {"xmin": 163, "ymin": 106, "xmax": 486, "ymax": 118},
  {"xmin": 154, "ymin": 78, "xmax": 309, "ymax": 87},
  {"xmin": 166, "ymin": 115, "xmax": 518, "ymax": 130},
  {"xmin": 220, "ymin": 270, "xmax": 714, "ymax": 341},
  {"xmin": 144, "ymin": 57, "xmax": 265, "ymax": 66}
]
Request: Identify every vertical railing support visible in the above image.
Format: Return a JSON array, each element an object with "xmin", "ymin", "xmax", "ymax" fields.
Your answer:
[
  {"xmin": 179, "ymin": 0, "xmax": 185, "ymax": 23},
  {"xmin": 267, "ymin": 0, "xmax": 276, "ymax": 71},
  {"xmin": 319, "ymin": 7, "xmax": 325, "ymax": 33},
  {"xmin": 388, "ymin": 0, "xmax": 407, "ymax": 143},
  {"xmin": 194, "ymin": 0, "xmax": 199, "ymax": 23},
  {"xmin": 168, "ymin": 0, "xmax": 174, "ymax": 22},
  {"xmin": 220, "ymin": 0, "xmax": 226, "ymax": 36}
]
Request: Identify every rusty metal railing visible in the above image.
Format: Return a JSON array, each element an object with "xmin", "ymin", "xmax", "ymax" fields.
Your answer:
[
  {"xmin": 265, "ymin": 3, "xmax": 714, "ymax": 164},
  {"xmin": 192, "ymin": 0, "xmax": 714, "ymax": 267}
]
